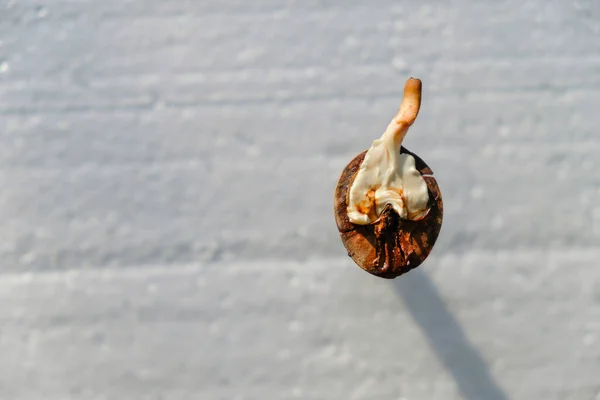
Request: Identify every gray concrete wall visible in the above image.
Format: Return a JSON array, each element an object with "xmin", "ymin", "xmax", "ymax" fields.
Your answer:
[{"xmin": 1, "ymin": 0, "xmax": 599, "ymax": 399}]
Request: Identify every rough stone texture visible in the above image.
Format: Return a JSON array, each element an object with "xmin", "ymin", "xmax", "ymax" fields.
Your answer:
[{"xmin": 1, "ymin": 0, "xmax": 600, "ymax": 399}]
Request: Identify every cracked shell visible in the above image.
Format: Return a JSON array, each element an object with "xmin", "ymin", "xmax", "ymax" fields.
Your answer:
[{"xmin": 334, "ymin": 146, "xmax": 443, "ymax": 279}]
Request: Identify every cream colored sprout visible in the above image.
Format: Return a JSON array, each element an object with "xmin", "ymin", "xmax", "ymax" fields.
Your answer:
[{"xmin": 347, "ymin": 78, "xmax": 430, "ymax": 225}]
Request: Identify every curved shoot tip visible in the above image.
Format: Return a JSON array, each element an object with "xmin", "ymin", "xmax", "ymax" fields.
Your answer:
[{"xmin": 396, "ymin": 77, "xmax": 422, "ymax": 126}]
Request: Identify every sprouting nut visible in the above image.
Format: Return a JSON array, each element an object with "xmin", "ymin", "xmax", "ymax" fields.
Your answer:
[{"xmin": 334, "ymin": 77, "xmax": 443, "ymax": 279}]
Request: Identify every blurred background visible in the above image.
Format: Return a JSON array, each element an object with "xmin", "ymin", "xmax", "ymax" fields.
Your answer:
[{"xmin": 1, "ymin": 0, "xmax": 599, "ymax": 399}]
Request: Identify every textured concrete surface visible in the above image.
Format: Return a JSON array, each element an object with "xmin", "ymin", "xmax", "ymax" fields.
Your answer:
[{"xmin": 1, "ymin": 0, "xmax": 600, "ymax": 399}]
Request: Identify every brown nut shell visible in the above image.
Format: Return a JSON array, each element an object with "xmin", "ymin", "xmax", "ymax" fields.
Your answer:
[{"xmin": 334, "ymin": 146, "xmax": 443, "ymax": 279}]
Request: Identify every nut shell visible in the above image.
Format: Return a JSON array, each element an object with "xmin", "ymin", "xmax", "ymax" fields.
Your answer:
[{"xmin": 334, "ymin": 147, "xmax": 443, "ymax": 279}]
